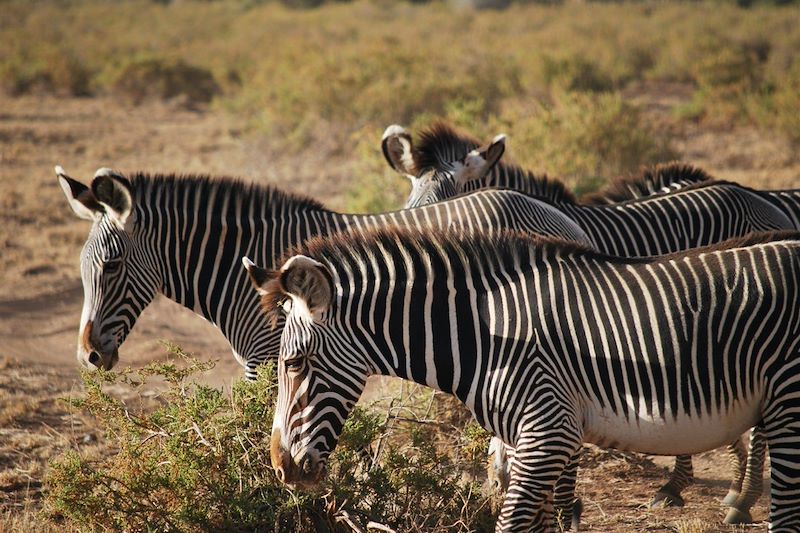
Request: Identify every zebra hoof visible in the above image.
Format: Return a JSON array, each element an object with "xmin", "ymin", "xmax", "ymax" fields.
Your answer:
[
  {"xmin": 650, "ymin": 491, "xmax": 685, "ymax": 508},
  {"xmin": 721, "ymin": 490, "xmax": 740, "ymax": 507},
  {"xmin": 571, "ymin": 498, "xmax": 583, "ymax": 531},
  {"xmin": 555, "ymin": 498, "xmax": 583, "ymax": 531},
  {"xmin": 723, "ymin": 508, "xmax": 753, "ymax": 525}
]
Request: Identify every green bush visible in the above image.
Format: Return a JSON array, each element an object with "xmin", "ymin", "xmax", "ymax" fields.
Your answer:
[
  {"xmin": 345, "ymin": 125, "xmax": 410, "ymax": 213},
  {"xmin": 494, "ymin": 91, "xmax": 676, "ymax": 192},
  {"xmin": 541, "ymin": 54, "xmax": 615, "ymax": 93},
  {"xmin": 45, "ymin": 343, "xmax": 495, "ymax": 532},
  {"xmin": 0, "ymin": 46, "xmax": 90, "ymax": 97},
  {"xmin": 747, "ymin": 58, "xmax": 800, "ymax": 145},
  {"xmin": 109, "ymin": 57, "xmax": 220, "ymax": 105},
  {"xmin": 2, "ymin": 0, "xmax": 799, "ymax": 160}
]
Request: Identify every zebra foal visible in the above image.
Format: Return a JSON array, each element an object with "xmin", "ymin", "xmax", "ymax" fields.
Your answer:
[{"xmin": 248, "ymin": 227, "xmax": 800, "ymax": 532}]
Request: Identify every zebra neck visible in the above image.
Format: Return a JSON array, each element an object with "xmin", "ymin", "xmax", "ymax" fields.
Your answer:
[
  {"xmin": 351, "ymin": 259, "xmax": 512, "ymax": 419},
  {"xmin": 131, "ymin": 180, "xmax": 345, "ymax": 360},
  {"xmin": 469, "ymin": 165, "xmax": 574, "ymax": 205}
]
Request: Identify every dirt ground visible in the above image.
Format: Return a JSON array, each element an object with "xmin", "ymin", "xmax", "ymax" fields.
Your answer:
[{"xmin": 1, "ymin": 90, "xmax": 797, "ymax": 531}]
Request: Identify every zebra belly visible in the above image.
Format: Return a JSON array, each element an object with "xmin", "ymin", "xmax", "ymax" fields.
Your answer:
[{"xmin": 582, "ymin": 397, "xmax": 762, "ymax": 456}]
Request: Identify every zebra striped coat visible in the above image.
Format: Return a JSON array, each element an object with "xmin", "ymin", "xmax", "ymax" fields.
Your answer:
[
  {"xmin": 386, "ymin": 122, "xmax": 800, "ymax": 231},
  {"xmin": 58, "ymin": 167, "xmax": 588, "ymax": 378},
  {"xmin": 383, "ymin": 124, "xmax": 793, "ymax": 522},
  {"xmin": 255, "ymin": 227, "xmax": 800, "ymax": 533},
  {"xmin": 585, "ymin": 170, "xmax": 800, "ymax": 230},
  {"xmin": 382, "ymin": 124, "xmax": 794, "ymax": 255}
]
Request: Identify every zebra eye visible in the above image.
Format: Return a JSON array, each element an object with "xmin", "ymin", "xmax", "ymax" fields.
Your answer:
[
  {"xmin": 104, "ymin": 260, "xmax": 121, "ymax": 274},
  {"xmin": 283, "ymin": 357, "xmax": 304, "ymax": 372}
]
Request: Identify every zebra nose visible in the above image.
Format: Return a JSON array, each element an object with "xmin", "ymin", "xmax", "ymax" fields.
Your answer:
[
  {"xmin": 270, "ymin": 429, "xmax": 294, "ymax": 484},
  {"xmin": 301, "ymin": 456, "xmax": 315, "ymax": 475},
  {"xmin": 88, "ymin": 351, "xmax": 101, "ymax": 366}
]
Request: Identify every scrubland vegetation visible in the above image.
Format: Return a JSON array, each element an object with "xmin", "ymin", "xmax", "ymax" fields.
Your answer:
[
  {"xmin": 45, "ymin": 345, "xmax": 494, "ymax": 532},
  {"xmin": 2, "ymin": 0, "xmax": 799, "ymax": 205}
]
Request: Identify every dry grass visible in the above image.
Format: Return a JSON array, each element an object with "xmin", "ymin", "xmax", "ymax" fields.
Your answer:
[{"xmin": 2, "ymin": 1, "xmax": 798, "ymax": 199}]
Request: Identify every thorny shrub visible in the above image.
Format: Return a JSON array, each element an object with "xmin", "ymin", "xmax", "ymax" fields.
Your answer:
[{"xmin": 45, "ymin": 343, "xmax": 495, "ymax": 532}]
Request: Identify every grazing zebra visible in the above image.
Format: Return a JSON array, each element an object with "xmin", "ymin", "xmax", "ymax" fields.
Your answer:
[
  {"xmin": 247, "ymin": 227, "xmax": 800, "ymax": 533},
  {"xmin": 383, "ymin": 124, "xmax": 794, "ymax": 520},
  {"xmin": 57, "ymin": 164, "xmax": 589, "ymax": 378}
]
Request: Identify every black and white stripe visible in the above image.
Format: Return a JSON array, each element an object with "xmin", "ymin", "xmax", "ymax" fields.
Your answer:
[
  {"xmin": 383, "ymin": 124, "xmax": 794, "ymax": 519},
  {"xmin": 262, "ymin": 227, "xmax": 800, "ymax": 532},
  {"xmin": 583, "ymin": 170, "xmax": 800, "ymax": 232},
  {"xmin": 60, "ymin": 168, "xmax": 589, "ymax": 381}
]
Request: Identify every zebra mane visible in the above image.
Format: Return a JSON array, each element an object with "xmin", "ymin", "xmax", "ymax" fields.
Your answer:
[
  {"xmin": 257, "ymin": 267, "xmax": 285, "ymax": 330},
  {"xmin": 581, "ymin": 163, "xmax": 713, "ymax": 205},
  {"xmin": 128, "ymin": 172, "xmax": 325, "ymax": 215},
  {"xmin": 272, "ymin": 226, "xmax": 800, "ymax": 290},
  {"xmin": 413, "ymin": 121, "xmax": 576, "ymax": 204},
  {"xmin": 279, "ymin": 227, "xmax": 592, "ymax": 282},
  {"xmin": 414, "ymin": 121, "xmax": 481, "ymax": 172},
  {"xmin": 497, "ymin": 164, "xmax": 576, "ymax": 204}
]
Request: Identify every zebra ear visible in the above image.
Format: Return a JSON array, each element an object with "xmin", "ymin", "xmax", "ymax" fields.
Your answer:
[
  {"xmin": 455, "ymin": 134, "xmax": 505, "ymax": 185},
  {"xmin": 381, "ymin": 125, "xmax": 418, "ymax": 180},
  {"xmin": 57, "ymin": 166, "xmax": 104, "ymax": 221},
  {"xmin": 242, "ymin": 257, "xmax": 272, "ymax": 296},
  {"xmin": 280, "ymin": 255, "xmax": 332, "ymax": 317},
  {"xmin": 91, "ymin": 168, "xmax": 133, "ymax": 226}
]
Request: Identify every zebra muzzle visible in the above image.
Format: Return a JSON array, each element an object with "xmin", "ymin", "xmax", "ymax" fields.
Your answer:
[
  {"xmin": 79, "ymin": 320, "xmax": 119, "ymax": 371},
  {"xmin": 270, "ymin": 429, "xmax": 325, "ymax": 488}
]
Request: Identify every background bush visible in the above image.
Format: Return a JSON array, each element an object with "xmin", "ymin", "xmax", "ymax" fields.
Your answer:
[
  {"xmin": 3, "ymin": 0, "xmax": 796, "ymax": 209},
  {"xmin": 109, "ymin": 57, "xmax": 220, "ymax": 105}
]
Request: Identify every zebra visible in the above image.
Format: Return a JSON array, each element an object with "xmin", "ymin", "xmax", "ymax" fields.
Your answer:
[
  {"xmin": 246, "ymin": 226, "xmax": 800, "ymax": 532},
  {"xmin": 588, "ymin": 174, "xmax": 800, "ymax": 234},
  {"xmin": 582, "ymin": 167, "xmax": 799, "ymax": 523},
  {"xmin": 382, "ymin": 124, "xmax": 794, "ymax": 520},
  {"xmin": 584, "ymin": 169, "xmax": 800, "ymax": 230},
  {"xmin": 382, "ymin": 122, "xmax": 707, "ymax": 209},
  {"xmin": 56, "ymin": 163, "xmax": 590, "ymax": 380},
  {"xmin": 580, "ymin": 163, "xmax": 713, "ymax": 205}
]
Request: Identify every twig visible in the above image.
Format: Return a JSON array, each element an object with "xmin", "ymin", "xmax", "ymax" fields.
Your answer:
[
  {"xmin": 366, "ymin": 521, "xmax": 397, "ymax": 533},
  {"xmin": 390, "ymin": 416, "xmax": 453, "ymax": 428},
  {"xmin": 423, "ymin": 390, "xmax": 437, "ymax": 419},
  {"xmin": 586, "ymin": 497, "xmax": 607, "ymax": 518},
  {"xmin": 336, "ymin": 510, "xmax": 366, "ymax": 533},
  {"xmin": 191, "ymin": 421, "xmax": 214, "ymax": 449}
]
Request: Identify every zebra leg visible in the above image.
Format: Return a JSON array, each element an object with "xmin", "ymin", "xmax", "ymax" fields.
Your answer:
[
  {"xmin": 495, "ymin": 426, "xmax": 582, "ymax": 533},
  {"xmin": 721, "ymin": 435, "xmax": 748, "ymax": 506},
  {"xmin": 489, "ymin": 439, "xmax": 583, "ymax": 531},
  {"xmin": 724, "ymin": 426, "xmax": 767, "ymax": 525},
  {"xmin": 650, "ymin": 455, "xmax": 693, "ymax": 507},
  {"xmin": 762, "ymin": 383, "xmax": 800, "ymax": 531},
  {"xmin": 553, "ymin": 448, "xmax": 583, "ymax": 532},
  {"xmin": 488, "ymin": 436, "xmax": 511, "ymax": 493}
]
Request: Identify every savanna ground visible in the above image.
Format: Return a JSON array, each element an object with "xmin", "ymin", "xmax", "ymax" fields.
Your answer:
[{"xmin": 1, "ymin": 0, "xmax": 799, "ymax": 531}]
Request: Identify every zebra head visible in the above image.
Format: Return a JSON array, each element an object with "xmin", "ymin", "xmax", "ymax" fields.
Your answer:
[
  {"xmin": 382, "ymin": 125, "xmax": 507, "ymax": 208},
  {"xmin": 58, "ymin": 166, "xmax": 159, "ymax": 371},
  {"xmin": 244, "ymin": 255, "xmax": 369, "ymax": 490}
]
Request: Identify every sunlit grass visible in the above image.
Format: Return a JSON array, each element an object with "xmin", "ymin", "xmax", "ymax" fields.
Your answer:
[{"xmin": 1, "ymin": 0, "xmax": 797, "ymax": 205}]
